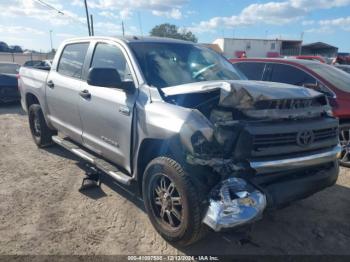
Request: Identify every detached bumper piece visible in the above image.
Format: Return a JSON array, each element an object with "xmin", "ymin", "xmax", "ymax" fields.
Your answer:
[{"xmin": 203, "ymin": 178, "xmax": 266, "ymax": 231}]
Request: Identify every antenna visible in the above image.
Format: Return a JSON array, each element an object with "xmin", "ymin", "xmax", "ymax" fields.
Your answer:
[
  {"xmin": 84, "ymin": 0, "xmax": 91, "ymax": 36},
  {"xmin": 90, "ymin": 14, "xmax": 94, "ymax": 36},
  {"xmin": 122, "ymin": 21, "xmax": 125, "ymax": 36}
]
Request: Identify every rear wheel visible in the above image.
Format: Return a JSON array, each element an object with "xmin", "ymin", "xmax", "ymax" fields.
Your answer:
[
  {"xmin": 28, "ymin": 104, "xmax": 56, "ymax": 147},
  {"xmin": 142, "ymin": 157, "xmax": 208, "ymax": 246}
]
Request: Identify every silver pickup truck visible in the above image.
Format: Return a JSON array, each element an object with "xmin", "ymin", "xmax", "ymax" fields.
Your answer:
[{"xmin": 19, "ymin": 36, "xmax": 340, "ymax": 246}]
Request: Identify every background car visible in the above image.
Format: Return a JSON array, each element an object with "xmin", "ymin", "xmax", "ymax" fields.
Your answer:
[
  {"xmin": 335, "ymin": 65, "xmax": 350, "ymax": 74},
  {"xmin": 294, "ymin": 55, "xmax": 326, "ymax": 63},
  {"xmin": 23, "ymin": 60, "xmax": 52, "ymax": 71},
  {"xmin": 0, "ymin": 62, "xmax": 20, "ymax": 103},
  {"xmin": 230, "ymin": 58, "xmax": 350, "ymax": 166}
]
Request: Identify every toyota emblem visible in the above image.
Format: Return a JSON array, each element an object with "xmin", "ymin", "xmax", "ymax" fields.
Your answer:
[{"xmin": 297, "ymin": 130, "xmax": 314, "ymax": 147}]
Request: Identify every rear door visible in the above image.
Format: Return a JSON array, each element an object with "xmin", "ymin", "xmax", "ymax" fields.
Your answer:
[
  {"xmin": 234, "ymin": 62, "xmax": 266, "ymax": 80},
  {"xmin": 79, "ymin": 41, "xmax": 138, "ymax": 173},
  {"xmin": 46, "ymin": 42, "xmax": 90, "ymax": 143}
]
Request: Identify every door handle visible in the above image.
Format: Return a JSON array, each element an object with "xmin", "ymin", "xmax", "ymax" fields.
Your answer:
[
  {"xmin": 79, "ymin": 89, "xmax": 91, "ymax": 99},
  {"xmin": 47, "ymin": 80, "xmax": 54, "ymax": 88},
  {"xmin": 119, "ymin": 106, "xmax": 130, "ymax": 116}
]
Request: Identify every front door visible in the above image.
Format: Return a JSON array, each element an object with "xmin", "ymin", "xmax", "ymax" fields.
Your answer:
[{"xmin": 79, "ymin": 42, "xmax": 137, "ymax": 173}]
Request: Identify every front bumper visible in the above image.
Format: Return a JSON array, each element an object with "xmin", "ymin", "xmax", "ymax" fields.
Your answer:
[
  {"xmin": 252, "ymin": 160, "xmax": 339, "ymax": 208},
  {"xmin": 250, "ymin": 145, "xmax": 341, "ymax": 174},
  {"xmin": 203, "ymin": 151, "xmax": 339, "ymax": 231}
]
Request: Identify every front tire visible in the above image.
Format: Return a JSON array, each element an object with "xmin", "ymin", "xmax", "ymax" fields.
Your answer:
[
  {"xmin": 28, "ymin": 104, "xmax": 56, "ymax": 147},
  {"xmin": 142, "ymin": 157, "xmax": 208, "ymax": 246}
]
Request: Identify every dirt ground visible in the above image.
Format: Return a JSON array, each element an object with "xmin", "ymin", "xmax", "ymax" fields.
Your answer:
[{"xmin": 0, "ymin": 102, "xmax": 350, "ymax": 256}]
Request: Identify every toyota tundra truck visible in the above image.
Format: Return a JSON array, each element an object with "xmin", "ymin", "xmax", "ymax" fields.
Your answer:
[{"xmin": 18, "ymin": 36, "xmax": 340, "ymax": 246}]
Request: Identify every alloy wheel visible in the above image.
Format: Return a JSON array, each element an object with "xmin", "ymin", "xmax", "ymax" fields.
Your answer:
[
  {"xmin": 151, "ymin": 174, "xmax": 183, "ymax": 229},
  {"xmin": 339, "ymin": 126, "xmax": 350, "ymax": 166}
]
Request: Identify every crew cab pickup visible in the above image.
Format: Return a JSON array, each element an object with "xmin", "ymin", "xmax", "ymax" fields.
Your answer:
[{"xmin": 19, "ymin": 36, "xmax": 340, "ymax": 246}]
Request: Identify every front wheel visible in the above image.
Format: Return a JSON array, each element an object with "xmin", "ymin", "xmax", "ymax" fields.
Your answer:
[
  {"xmin": 142, "ymin": 157, "xmax": 208, "ymax": 246},
  {"xmin": 28, "ymin": 104, "xmax": 56, "ymax": 147}
]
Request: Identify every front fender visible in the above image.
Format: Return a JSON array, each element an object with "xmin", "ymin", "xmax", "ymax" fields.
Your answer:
[{"xmin": 140, "ymin": 101, "xmax": 214, "ymax": 153}]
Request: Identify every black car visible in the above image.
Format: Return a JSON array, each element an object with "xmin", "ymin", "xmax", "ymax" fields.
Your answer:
[
  {"xmin": 0, "ymin": 62, "xmax": 20, "ymax": 103},
  {"xmin": 23, "ymin": 60, "xmax": 51, "ymax": 71}
]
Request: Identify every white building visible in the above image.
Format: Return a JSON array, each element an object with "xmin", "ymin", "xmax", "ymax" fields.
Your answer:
[{"xmin": 212, "ymin": 38, "xmax": 302, "ymax": 59}]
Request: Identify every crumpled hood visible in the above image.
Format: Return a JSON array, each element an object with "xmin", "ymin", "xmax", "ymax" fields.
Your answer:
[{"xmin": 162, "ymin": 80, "xmax": 324, "ymax": 109}]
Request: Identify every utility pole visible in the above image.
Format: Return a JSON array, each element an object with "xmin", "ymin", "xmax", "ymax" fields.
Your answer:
[
  {"xmin": 90, "ymin": 14, "xmax": 94, "ymax": 36},
  {"xmin": 49, "ymin": 30, "xmax": 53, "ymax": 52},
  {"xmin": 84, "ymin": 0, "xmax": 91, "ymax": 36},
  {"xmin": 122, "ymin": 21, "xmax": 125, "ymax": 36}
]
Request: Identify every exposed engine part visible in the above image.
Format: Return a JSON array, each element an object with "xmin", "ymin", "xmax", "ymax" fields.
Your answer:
[
  {"xmin": 210, "ymin": 108, "xmax": 235, "ymax": 146},
  {"xmin": 203, "ymin": 177, "xmax": 266, "ymax": 231},
  {"xmin": 175, "ymin": 80, "xmax": 333, "ymax": 176},
  {"xmin": 178, "ymin": 109, "xmax": 214, "ymax": 154}
]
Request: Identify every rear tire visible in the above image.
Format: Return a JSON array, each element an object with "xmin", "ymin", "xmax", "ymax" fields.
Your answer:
[
  {"xmin": 28, "ymin": 104, "xmax": 56, "ymax": 147},
  {"xmin": 142, "ymin": 157, "xmax": 208, "ymax": 246}
]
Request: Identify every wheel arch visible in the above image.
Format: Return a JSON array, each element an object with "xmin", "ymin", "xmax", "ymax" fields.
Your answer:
[
  {"xmin": 25, "ymin": 92, "xmax": 55, "ymax": 130},
  {"xmin": 25, "ymin": 92, "xmax": 40, "ymax": 110},
  {"xmin": 136, "ymin": 136, "xmax": 185, "ymax": 196}
]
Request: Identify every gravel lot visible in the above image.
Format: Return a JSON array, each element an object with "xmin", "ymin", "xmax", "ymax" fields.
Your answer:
[{"xmin": 1, "ymin": 103, "xmax": 350, "ymax": 256}]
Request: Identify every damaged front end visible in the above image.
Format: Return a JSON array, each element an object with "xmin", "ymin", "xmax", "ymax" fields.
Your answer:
[
  {"xmin": 203, "ymin": 177, "xmax": 266, "ymax": 231},
  {"xmin": 162, "ymin": 80, "xmax": 337, "ymax": 231}
]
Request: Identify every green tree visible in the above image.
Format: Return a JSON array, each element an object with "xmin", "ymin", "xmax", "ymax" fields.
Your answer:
[{"xmin": 150, "ymin": 23, "xmax": 198, "ymax": 43}]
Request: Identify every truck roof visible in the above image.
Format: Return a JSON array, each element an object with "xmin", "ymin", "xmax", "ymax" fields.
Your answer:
[{"xmin": 62, "ymin": 36, "xmax": 193, "ymax": 45}]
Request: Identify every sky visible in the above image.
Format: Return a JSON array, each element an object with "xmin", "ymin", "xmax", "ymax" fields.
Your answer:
[{"xmin": 0, "ymin": 0, "xmax": 350, "ymax": 52}]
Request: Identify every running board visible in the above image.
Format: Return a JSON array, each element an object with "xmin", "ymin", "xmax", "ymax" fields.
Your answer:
[{"xmin": 52, "ymin": 136, "xmax": 132, "ymax": 185}]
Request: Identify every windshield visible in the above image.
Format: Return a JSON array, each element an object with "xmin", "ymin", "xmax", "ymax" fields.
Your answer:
[
  {"xmin": 0, "ymin": 63, "xmax": 19, "ymax": 74},
  {"xmin": 307, "ymin": 63, "xmax": 350, "ymax": 92},
  {"xmin": 129, "ymin": 42, "xmax": 246, "ymax": 88}
]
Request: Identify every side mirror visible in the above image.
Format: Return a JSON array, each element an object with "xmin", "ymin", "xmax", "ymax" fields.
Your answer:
[
  {"xmin": 87, "ymin": 67, "xmax": 122, "ymax": 88},
  {"xmin": 87, "ymin": 67, "xmax": 135, "ymax": 93},
  {"xmin": 120, "ymin": 80, "xmax": 136, "ymax": 93}
]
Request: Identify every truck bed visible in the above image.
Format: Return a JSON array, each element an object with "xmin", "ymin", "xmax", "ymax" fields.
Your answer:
[{"xmin": 18, "ymin": 67, "xmax": 49, "ymax": 112}]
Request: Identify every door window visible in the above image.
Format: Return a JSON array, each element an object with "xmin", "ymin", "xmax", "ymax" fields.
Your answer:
[
  {"xmin": 270, "ymin": 64, "xmax": 316, "ymax": 86},
  {"xmin": 57, "ymin": 43, "xmax": 89, "ymax": 79},
  {"xmin": 235, "ymin": 62, "xmax": 265, "ymax": 80},
  {"xmin": 91, "ymin": 43, "xmax": 132, "ymax": 82}
]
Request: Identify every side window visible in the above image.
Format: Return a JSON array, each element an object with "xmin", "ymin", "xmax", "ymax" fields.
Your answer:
[
  {"xmin": 271, "ymin": 64, "xmax": 317, "ymax": 86},
  {"xmin": 57, "ymin": 43, "xmax": 89, "ymax": 79},
  {"xmin": 235, "ymin": 62, "xmax": 265, "ymax": 80},
  {"xmin": 91, "ymin": 43, "xmax": 132, "ymax": 82}
]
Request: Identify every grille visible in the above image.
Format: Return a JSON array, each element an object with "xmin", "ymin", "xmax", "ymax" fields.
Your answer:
[
  {"xmin": 254, "ymin": 96, "xmax": 327, "ymax": 110},
  {"xmin": 253, "ymin": 127, "xmax": 338, "ymax": 149}
]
